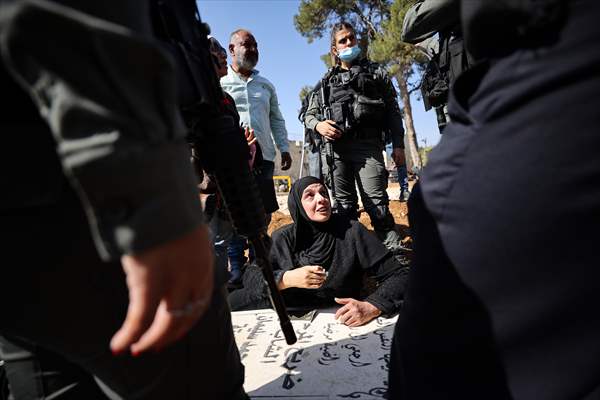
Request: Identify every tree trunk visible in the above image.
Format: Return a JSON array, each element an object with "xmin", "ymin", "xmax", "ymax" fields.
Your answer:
[{"xmin": 395, "ymin": 69, "xmax": 422, "ymax": 173}]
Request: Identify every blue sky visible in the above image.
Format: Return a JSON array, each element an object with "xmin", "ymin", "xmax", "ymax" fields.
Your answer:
[{"xmin": 197, "ymin": 0, "xmax": 441, "ymax": 148}]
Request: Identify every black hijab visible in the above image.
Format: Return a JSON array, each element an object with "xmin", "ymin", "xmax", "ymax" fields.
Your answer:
[
  {"xmin": 269, "ymin": 177, "xmax": 392, "ymax": 308},
  {"xmin": 288, "ymin": 176, "xmax": 337, "ymax": 268}
]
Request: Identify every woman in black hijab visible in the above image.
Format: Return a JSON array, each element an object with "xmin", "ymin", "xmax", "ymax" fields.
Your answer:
[{"xmin": 229, "ymin": 176, "xmax": 408, "ymax": 326}]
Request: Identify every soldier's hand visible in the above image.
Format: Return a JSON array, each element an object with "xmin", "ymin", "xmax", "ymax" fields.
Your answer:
[
  {"xmin": 392, "ymin": 147, "xmax": 406, "ymax": 167},
  {"xmin": 281, "ymin": 152, "xmax": 292, "ymax": 170},
  {"xmin": 316, "ymin": 120, "xmax": 342, "ymax": 141},
  {"xmin": 110, "ymin": 225, "xmax": 214, "ymax": 356}
]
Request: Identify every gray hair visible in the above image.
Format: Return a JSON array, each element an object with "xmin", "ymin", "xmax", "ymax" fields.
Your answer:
[{"xmin": 229, "ymin": 28, "xmax": 253, "ymax": 44}]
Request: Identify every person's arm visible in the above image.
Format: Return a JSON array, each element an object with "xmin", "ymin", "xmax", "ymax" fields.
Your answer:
[
  {"xmin": 267, "ymin": 83, "xmax": 291, "ymax": 168},
  {"xmin": 364, "ymin": 254, "xmax": 409, "ymax": 316},
  {"xmin": 0, "ymin": 1, "xmax": 211, "ymax": 355},
  {"xmin": 278, "ymin": 265, "xmax": 327, "ymax": 290},
  {"xmin": 263, "ymin": 228, "xmax": 325, "ymax": 290},
  {"xmin": 336, "ymin": 253, "xmax": 409, "ymax": 326},
  {"xmin": 402, "ymin": 0, "xmax": 460, "ymax": 43},
  {"xmin": 304, "ymin": 92, "xmax": 322, "ymax": 132},
  {"xmin": 1, "ymin": 1, "xmax": 201, "ymax": 259},
  {"xmin": 304, "ymin": 91, "xmax": 342, "ymax": 141},
  {"xmin": 335, "ymin": 223, "xmax": 405, "ymax": 326},
  {"xmin": 354, "ymin": 223, "xmax": 408, "ymax": 316}
]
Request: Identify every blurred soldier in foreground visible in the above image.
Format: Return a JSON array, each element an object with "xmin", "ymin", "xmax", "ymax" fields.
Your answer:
[
  {"xmin": 389, "ymin": 0, "xmax": 600, "ymax": 398},
  {"xmin": 0, "ymin": 1, "xmax": 247, "ymax": 398}
]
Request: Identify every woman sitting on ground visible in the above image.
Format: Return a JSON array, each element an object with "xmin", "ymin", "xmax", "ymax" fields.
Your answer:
[{"xmin": 229, "ymin": 176, "xmax": 409, "ymax": 326}]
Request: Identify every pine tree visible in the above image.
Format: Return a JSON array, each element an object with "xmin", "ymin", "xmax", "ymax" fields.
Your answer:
[
  {"xmin": 299, "ymin": 85, "xmax": 314, "ymax": 103},
  {"xmin": 370, "ymin": 0, "xmax": 425, "ymax": 172}
]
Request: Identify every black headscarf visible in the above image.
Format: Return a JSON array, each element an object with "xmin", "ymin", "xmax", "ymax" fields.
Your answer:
[
  {"xmin": 288, "ymin": 176, "xmax": 337, "ymax": 268},
  {"xmin": 264, "ymin": 176, "xmax": 398, "ymax": 310}
]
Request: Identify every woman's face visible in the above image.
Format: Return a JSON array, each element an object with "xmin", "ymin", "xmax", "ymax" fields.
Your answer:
[
  {"xmin": 209, "ymin": 38, "xmax": 228, "ymax": 78},
  {"xmin": 301, "ymin": 183, "xmax": 331, "ymax": 223},
  {"xmin": 332, "ymin": 28, "xmax": 357, "ymax": 56},
  {"xmin": 213, "ymin": 48, "xmax": 228, "ymax": 78}
]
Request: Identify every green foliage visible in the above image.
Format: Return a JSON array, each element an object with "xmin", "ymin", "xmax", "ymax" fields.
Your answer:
[
  {"xmin": 298, "ymin": 85, "xmax": 314, "ymax": 102},
  {"xmin": 370, "ymin": 0, "xmax": 426, "ymax": 79},
  {"xmin": 320, "ymin": 53, "xmax": 334, "ymax": 69},
  {"xmin": 294, "ymin": 0, "xmax": 391, "ymax": 49},
  {"xmin": 294, "ymin": 0, "xmax": 357, "ymax": 43},
  {"xmin": 418, "ymin": 145, "xmax": 433, "ymax": 166},
  {"xmin": 295, "ymin": 0, "xmax": 425, "ymax": 79}
]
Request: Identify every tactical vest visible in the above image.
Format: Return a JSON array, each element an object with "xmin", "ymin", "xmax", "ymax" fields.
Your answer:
[
  {"xmin": 324, "ymin": 61, "xmax": 386, "ymax": 136},
  {"xmin": 438, "ymin": 29, "xmax": 474, "ymax": 85},
  {"xmin": 421, "ymin": 28, "xmax": 474, "ymax": 111}
]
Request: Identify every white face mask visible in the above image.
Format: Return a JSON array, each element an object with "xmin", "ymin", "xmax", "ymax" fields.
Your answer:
[{"xmin": 338, "ymin": 46, "xmax": 361, "ymax": 63}]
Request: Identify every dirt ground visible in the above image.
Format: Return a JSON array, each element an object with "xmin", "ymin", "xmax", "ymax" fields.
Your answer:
[{"xmin": 268, "ymin": 200, "xmax": 411, "ymax": 244}]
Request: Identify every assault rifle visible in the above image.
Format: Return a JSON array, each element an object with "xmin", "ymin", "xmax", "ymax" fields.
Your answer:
[{"xmin": 319, "ymin": 78, "xmax": 339, "ymax": 213}]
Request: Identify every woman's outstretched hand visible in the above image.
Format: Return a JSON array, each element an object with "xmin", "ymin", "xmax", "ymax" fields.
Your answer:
[
  {"xmin": 334, "ymin": 298, "xmax": 381, "ymax": 327},
  {"xmin": 279, "ymin": 265, "xmax": 327, "ymax": 290}
]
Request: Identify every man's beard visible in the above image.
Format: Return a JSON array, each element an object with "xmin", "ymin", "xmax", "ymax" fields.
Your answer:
[{"xmin": 236, "ymin": 51, "xmax": 258, "ymax": 71}]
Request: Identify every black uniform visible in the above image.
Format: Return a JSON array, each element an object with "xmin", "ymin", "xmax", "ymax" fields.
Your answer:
[
  {"xmin": 389, "ymin": 0, "xmax": 600, "ymax": 398},
  {"xmin": 402, "ymin": 0, "xmax": 472, "ymax": 85},
  {"xmin": 0, "ymin": 1, "xmax": 246, "ymax": 398},
  {"xmin": 304, "ymin": 59, "xmax": 405, "ymax": 250},
  {"xmin": 402, "ymin": 0, "xmax": 474, "ymax": 132}
]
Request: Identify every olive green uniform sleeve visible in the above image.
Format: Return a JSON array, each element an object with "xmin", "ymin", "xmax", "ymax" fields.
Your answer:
[{"xmin": 303, "ymin": 91, "xmax": 323, "ymax": 133}]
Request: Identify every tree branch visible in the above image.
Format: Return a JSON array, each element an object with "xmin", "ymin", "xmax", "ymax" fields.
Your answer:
[
  {"xmin": 408, "ymin": 84, "xmax": 421, "ymax": 95},
  {"xmin": 352, "ymin": 4, "xmax": 378, "ymax": 39}
]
